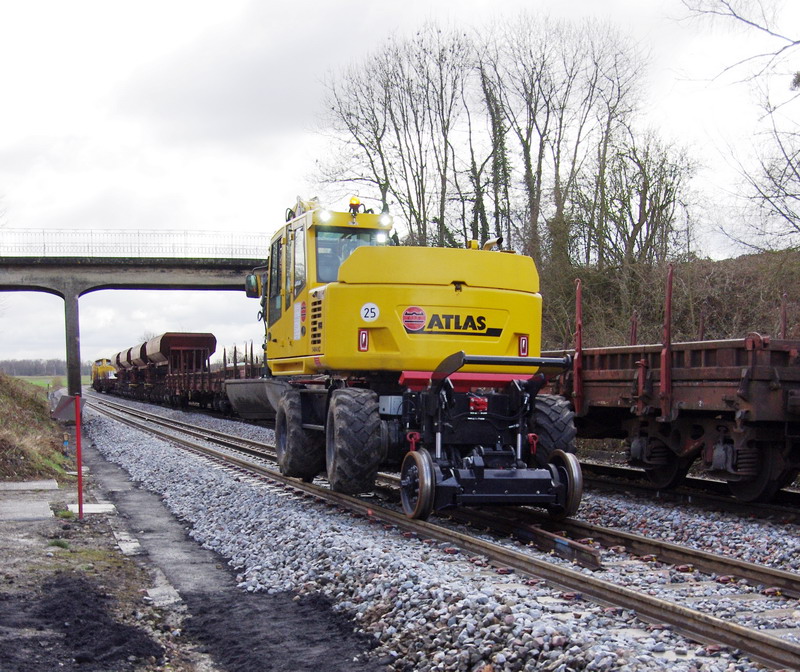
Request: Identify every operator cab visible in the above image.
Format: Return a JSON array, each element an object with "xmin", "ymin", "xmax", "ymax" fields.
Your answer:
[{"xmin": 244, "ymin": 198, "xmax": 395, "ymax": 363}]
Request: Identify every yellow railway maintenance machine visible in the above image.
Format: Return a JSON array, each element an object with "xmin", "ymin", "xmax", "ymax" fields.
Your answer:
[{"xmin": 240, "ymin": 198, "xmax": 582, "ymax": 519}]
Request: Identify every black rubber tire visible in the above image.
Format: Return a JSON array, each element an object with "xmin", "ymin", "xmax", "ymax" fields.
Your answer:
[
  {"xmin": 528, "ymin": 394, "xmax": 577, "ymax": 467},
  {"xmin": 276, "ymin": 390, "xmax": 325, "ymax": 480},
  {"xmin": 325, "ymin": 388, "xmax": 383, "ymax": 494}
]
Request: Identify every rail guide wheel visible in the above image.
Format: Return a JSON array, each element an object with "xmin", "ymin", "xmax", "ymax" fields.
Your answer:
[
  {"xmin": 547, "ymin": 449, "xmax": 583, "ymax": 520},
  {"xmin": 400, "ymin": 448, "xmax": 436, "ymax": 520}
]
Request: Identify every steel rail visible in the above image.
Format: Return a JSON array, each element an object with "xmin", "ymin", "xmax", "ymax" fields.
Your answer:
[
  {"xmin": 88, "ymin": 397, "xmax": 275, "ymax": 457},
  {"xmin": 535, "ymin": 515, "xmax": 800, "ymax": 599},
  {"xmin": 583, "ymin": 461, "xmax": 800, "ymax": 518},
  {"xmin": 87, "ymin": 399, "xmax": 800, "ymax": 670},
  {"xmin": 93, "ymin": 397, "xmax": 605, "ymax": 570}
]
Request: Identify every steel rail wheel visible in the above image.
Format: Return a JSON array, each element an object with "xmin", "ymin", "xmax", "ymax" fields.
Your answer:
[
  {"xmin": 400, "ymin": 448, "xmax": 435, "ymax": 520},
  {"xmin": 728, "ymin": 444, "xmax": 784, "ymax": 503},
  {"xmin": 548, "ymin": 449, "xmax": 583, "ymax": 519},
  {"xmin": 643, "ymin": 438, "xmax": 693, "ymax": 490}
]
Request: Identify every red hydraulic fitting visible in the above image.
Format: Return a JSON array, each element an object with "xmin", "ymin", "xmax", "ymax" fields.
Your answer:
[
  {"xmin": 406, "ymin": 431, "xmax": 421, "ymax": 451},
  {"xmin": 527, "ymin": 433, "xmax": 539, "ymax": 455}
]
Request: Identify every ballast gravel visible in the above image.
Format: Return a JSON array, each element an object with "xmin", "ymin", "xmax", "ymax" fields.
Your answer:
[{"xmin": 83, "ymin": 405, "xmax": 789, "ymax": 672}]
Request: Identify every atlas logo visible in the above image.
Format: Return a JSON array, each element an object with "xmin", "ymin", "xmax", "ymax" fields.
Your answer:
[
  {"xmin": 402, "ymin": 306, "xmax": 427, "ymax": 332},
  {"xmin": 428, "ymin": 314, "xmax": 487, "ymax": 331},
  {"xmin": 401, "ymin": 306, "xmax": 501, "ymax": 337}
]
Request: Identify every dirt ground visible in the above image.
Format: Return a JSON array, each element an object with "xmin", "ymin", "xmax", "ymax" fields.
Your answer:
[{"xmin": 0, "ymin": 468, "xmax": 386, "ymax": 671}]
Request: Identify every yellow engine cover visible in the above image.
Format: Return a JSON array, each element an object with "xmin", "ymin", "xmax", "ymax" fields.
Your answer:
[{"xmin": 267, "ymin": 246, "xmax": 543, "ymax": 376}]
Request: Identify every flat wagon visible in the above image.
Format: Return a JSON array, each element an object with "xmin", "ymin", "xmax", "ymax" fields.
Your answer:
[{"xmin": 545, "ymin": 269, "xmax": 800, "ymax": 501}]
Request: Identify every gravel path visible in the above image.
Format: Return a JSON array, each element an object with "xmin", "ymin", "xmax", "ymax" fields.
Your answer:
[{"xmin": 84, "ymin": 402, "xmax": 792, "ymax": 671}]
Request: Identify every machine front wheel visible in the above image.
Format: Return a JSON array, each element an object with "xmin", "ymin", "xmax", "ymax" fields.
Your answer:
[
  {"xmin": 325, "ymin": 388, "xmax": 382, "ymax": 494},
  {"xmin": 547, "ymin": 449, "xmax": 583, "ymax": 520},
  {"xmin": 400, "ymin": 448, "xmax": 436, "ymax": 520}
]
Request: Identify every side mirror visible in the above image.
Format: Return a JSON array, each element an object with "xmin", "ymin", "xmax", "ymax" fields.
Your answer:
[{"xmin": 244, "ymin": 274, "xmax": 261, "ymax": 299}]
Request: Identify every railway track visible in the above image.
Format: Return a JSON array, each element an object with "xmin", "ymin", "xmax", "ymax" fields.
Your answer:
[
  {"xmin": 85, "ymin": 395, "xmax": 800, "ymax": 669},
  {"xmin": 581, "ymin": 461, "xmax": 800, "ymax": 520}
]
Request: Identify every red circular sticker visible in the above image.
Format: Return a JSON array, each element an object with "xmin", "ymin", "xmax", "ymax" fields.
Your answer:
[{"xmin": 402, "ymin": 306, "xmax": 427, "ymax": 332}]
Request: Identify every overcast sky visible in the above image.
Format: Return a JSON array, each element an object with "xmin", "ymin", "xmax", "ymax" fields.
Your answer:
[{"xmin": 0, "ymin": 0, "xmax": 795, "ymax": 363}]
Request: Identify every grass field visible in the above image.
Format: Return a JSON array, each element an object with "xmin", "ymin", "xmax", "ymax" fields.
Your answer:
[
  {"xmin": 14, "ymin": 375, "xmax": 92, "ymax": 389},
  {"xmin": 0, "ymin": 372, "xmax": 72, "ymax": 480}
]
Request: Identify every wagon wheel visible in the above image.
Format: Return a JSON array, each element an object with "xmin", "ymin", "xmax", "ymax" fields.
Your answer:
[
  {"xmin": 728, "ymin": 444, "xmax": 784, "ymax": 503},
  {"xmin": 400, "ymin": 448, "xmax": 435, "ymax": 520},
  {"xmin": 643, "ymin": 438, "xmax": 693, "ymax": 490},
  {"xmin": 645, "ymin": 458, "xmax": 693, "ymax": 490},
  {"xmin": 547, "ymin": 449, "xmax": 583, "ymax": 520}
]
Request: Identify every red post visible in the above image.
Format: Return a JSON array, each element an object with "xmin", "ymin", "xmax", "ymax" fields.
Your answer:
[
  {"xmin": 781, "ymin": 292, "xmax": 788, "ymax": 339},
  {"xmin": 572, "ymin": 278, "xmax": 584, "ymax": 415},
  {"xmin": 659, "ymin": 265, "xmax": 674, "ymax": 422},
  {"xmin": 74, "ymin": 394, "xmax": 84, "ymax": 520}
]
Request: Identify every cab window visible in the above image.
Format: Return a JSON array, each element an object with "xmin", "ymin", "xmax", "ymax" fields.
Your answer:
[
  {"xmin": 284, "ymin": 233, "xmax": 293, "ymax": 311},
  {"xmin": 267, "ymin": 238, "xmax": 282, "ymax": 326},
  {"xmin": 293, "ymin": 225, "xmax": 306, "ymax": 298},
  {"xmin": 316, "ymin": 228, "xmax": 384, "ymax": 283}
]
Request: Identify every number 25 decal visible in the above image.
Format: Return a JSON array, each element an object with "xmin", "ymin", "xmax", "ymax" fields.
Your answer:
[{"xmin": 360, "ymin": 302, "xmax": 379, "ymax": 322}]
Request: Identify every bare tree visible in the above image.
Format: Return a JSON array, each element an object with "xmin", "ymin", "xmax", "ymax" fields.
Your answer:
[
  {"xmin": 682, "ymin": 0, "xmax": 799, "ymax": 248},
  {"xmin": 320, "ymin": 25, "xmax": 472, "ymax": 246},
  {"xmin": 478, "ymin": 17, "xmax": 643, "ymax": 268},
  {"xmin": 578, "ymin": 39, "xmax": 644, "ymax": 268},
  {"xmin": 319, "ymin": 60, "xmax": 394, "ymax": 212},
  {"xmin": 479, "ymin": 16, "xmax": 552, "ymax": 263},
  {"xmin": 573, "ymin": 127, "xmax": 695, "ymax": 314},
  {"xmin": 682, "ymin": 0, "xmax": 799, "ymax": 83},
  {"xmin": 319, "ymin": 15, "xmax": 657, "ymax": 263}
]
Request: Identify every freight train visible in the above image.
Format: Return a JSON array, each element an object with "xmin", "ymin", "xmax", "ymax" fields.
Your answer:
[{"xmin": 91, "ymin": 332, "xmax": 260, "ymax": 414}]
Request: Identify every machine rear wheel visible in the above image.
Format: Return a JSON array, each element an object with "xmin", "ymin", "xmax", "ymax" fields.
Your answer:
[
  {"xmin": 400, "ymin": 448, "xmax": 435, "ymax": 520},
  {"xmin": 528, "ymin": 395, "xmax": 577, "ymax": 467},
  {"xmin": 325, "ymin": 388, "xmax": 382, "ymax": 494},
  {"xmin": 276, "ymin": 390, "xmax": 325, "ymax": 481},
  {"xmin": 547, "ymin": 449, "xmax": 582, "ymax": 520}
]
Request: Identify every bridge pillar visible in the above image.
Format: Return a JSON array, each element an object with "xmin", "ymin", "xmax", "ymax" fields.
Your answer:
[{"xmin": 62, "ymin": 283, "xmax": 82, "ymax": 397}]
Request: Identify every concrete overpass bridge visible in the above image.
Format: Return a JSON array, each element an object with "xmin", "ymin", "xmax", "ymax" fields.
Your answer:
[{"xmin": 0, "ymin": 228, "xmax": 269, "ymax": 397}]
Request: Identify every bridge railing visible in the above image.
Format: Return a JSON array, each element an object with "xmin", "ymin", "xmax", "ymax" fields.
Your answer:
[{"xmin": 0, "ymin": 229, "xmax": 270, "ymax": 259}]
